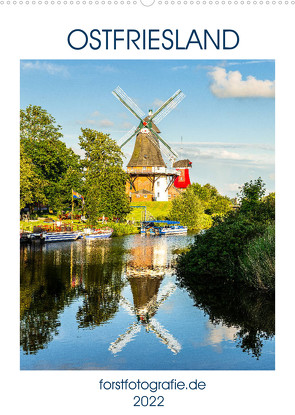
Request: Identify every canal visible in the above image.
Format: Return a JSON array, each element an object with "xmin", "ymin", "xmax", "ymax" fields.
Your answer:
[{"xmin": 20, "ymin": 233, "xmax": 275, "ymax": 370}]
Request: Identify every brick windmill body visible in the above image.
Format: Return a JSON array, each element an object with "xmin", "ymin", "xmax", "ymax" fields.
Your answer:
[{"xmin": 112, "ymin": 87, "xmax": 192, "ymax": 202}]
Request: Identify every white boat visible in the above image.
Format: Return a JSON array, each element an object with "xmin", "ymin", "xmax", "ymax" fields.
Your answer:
[
  {"xmin": 141, "ymin": 221, "xmax": 187, "ymax": 235},
  {"xmin": 41, "ymin": 231, "xmax": 81, "ymax": 242},
  {"xmin": 83, "ymin": 228, "xmax": 113, "ymax": 239},
  {"xmin": 159, "ymin": 225, "xmax": 188, "ymax": 235}
]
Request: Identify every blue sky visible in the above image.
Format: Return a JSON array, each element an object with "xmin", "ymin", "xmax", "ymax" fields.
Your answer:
[{"xmin": 20, "ymin": 59, "xmax": 275, "ymax": 198}]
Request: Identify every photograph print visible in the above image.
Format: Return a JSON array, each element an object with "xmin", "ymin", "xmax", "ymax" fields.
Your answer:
[{"xmin": 20, "ymin": 59, "xmax": 275, "ymax": 370}]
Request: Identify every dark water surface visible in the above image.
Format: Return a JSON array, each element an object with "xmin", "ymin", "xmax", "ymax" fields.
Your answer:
[{"xmin": 20, "ymin": 233, "xmax": 275, "ymax": 370}]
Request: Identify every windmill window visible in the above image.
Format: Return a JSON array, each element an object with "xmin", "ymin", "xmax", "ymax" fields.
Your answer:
[
  {"xmin": 157, "ymin": 181, "xmax": 160, "ymax": 186},
  {"xmin": 157, "ymin": 192, "xmax": 160, "ymax": 198}
]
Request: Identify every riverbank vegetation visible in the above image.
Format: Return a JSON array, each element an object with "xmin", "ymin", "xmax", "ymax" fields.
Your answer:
[
  {"xmin": 170, "ymin": 182, "xmax": 233, "ymax": 231},
  {"xmin": 176, "ymin": 178, "xmax": 275, "ymax": 293},
  {"xmin": 20, "ymin": 106, "xmax": 130, "ymax": 225}
]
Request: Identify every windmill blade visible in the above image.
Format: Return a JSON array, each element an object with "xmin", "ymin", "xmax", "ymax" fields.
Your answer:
[
  {"xmin": 118, "ymin": 126, "xmax": 140, "ymax": 148},
  {"xmin": 112, "ymin": 86, "xmax": 145, "ymax": 121},
  {"xmin": 148, "ymin": 318, "xmax": 182, "ymax": 354},
  {"xmin": 109, "ymin": 322, "xmax": 141, "ymax": 355},
  {"xmin": 150, "ymin": 127, "xmax": 179, "ymax": 159},
  {"xmin": 120, "ymin": 296, "xmax": 136, "ymax": 316},
  {"xmin": 156, "ymin": 282, "xmax": 177, "ymax": 308},
  {"xmin": 150, "ymin": 90, "xmax": 185, "ymax": 125},
  {"xmin": 145, "ymin": 132, "xmax": 174, "ymax": 162}
]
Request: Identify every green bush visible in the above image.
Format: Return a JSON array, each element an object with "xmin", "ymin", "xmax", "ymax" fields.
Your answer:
[
  {"xmin": 177, "ymin": 213, "xmax": 267, "ymax": 284},
  {"xmin": 239, "ymin": 224, "xmax": 275, "ymax": 292},
  {"xmin": 100, "ymin": 221, "xmax": 139, "ymax": 236},
  {"xmin": 176, "ymin": 179, "xmax": 275, "ymax": 293}
]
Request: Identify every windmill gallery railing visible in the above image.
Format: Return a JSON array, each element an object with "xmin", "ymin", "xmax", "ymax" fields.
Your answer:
[{"xmin": 127, "ymin": 168, "xmax": 180, "ymax": 192}]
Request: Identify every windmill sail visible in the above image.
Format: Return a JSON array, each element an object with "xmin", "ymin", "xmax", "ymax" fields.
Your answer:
[
  {"xmin": 120, "ymin": 296, "xmax": 137, "ymax": 316},
  {"xmin": 151, "ymin": 90, "xmax": 185, "ymax": 125},
  {"xmin": 118, "ymin": 126, "xmax": 139, "ymax": 148},
  {"xmin": 109, "ymin": 322, "xmax": 141, "ymax": 355},
  {"xmin": 150, "ymin": 127, "xmax": 179, "ymax": 160},
  {"xmin": 148, "ymin": 318, "xmax": 182, "ymax": 354},
  {"xmin": 112, "ymin": 86, "xmax": 145, "ymax": 121},
  {"xmin": 145, "ymin": 133, "xmax": 174, "ymax": 162}
]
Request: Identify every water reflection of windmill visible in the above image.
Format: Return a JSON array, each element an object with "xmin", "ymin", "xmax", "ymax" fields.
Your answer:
[
  {"xmin": 109, "ymin": 239, "xmax": 181, "ymax": 355},
  {"xmin": 109, "ymin": 280, "xmax": 181, "ymax": 355}
]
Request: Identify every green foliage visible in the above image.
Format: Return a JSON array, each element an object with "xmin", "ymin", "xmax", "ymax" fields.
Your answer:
[
  {"xmin": 239, "ymin": 224, "xmax": 275, "ymax": 292},
  {"xmin": 101, "ymin": 222, "xmax": 139, "ymax": 236},
  {"xmin": 169, "ymin": 183, "xmax": 232, "ymax": 231},
  {"xmin": 176, "ymin": 178, "xmax": 275, "ymax": 292},
  {"xmin": 79, "ymin": 129, "xmax": 130, "ymax": 225},
  {"xmin": 191, "ymin": 182, "xmax": 233, "ymax": 215},
  {"xmin": 20, "ymin": 104, "xmax": 63, "ymax": 142},
  {"xmin": 20, "ymin": 105, "xmax": 83, "ymax": 210},
  {"xmin": 170, "ymin": 186, "xmax": 209, "ymax": 231},
  {"xmin": 20, "ymin": 141, "xmax": 47, "ymax": 209},
  {"xmin": 239, "ymin": 177, "xmax": 265, "ymax": 214}
]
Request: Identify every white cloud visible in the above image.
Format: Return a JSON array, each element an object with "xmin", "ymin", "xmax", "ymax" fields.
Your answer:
[
  {"xmin": 119, "ymin": 121, "xmax": 134, "ymax": 130},
  {"xmin": 225, "ymin": 183, "xmax": 242, "ymax": 192},
  {"xmin": 153, "ymin": 98, "xmax": 165, "ymax": 109},
  {"xmin": 99, "ymin": 119, "xmax": 114, "ymax": 127},
  {"xmin": 226, "ymin": 60, "xmax": 274, "ymax": 67},
  {"xmin": 175, "ymin": 141, "xmax": 274, "ymax": 151},
  {"xmin": 208, "ymin": 67, "xmax": 275, "ymax": 98},
  {"xmin": 91, "ymin": 110, "xmax": 100, "ymax": 117},
  {"xmin": 174, "ymin": 142, "xmax": 274, "ymax": 168},
  {"xmin": 21, "ymin": 61, "xmax": 69, "ymax": 77},
  {"xmin": 76, "ymin": 119, "xmax": 98, "ymax": 126},
  {"xmin": 96, "ymin": 64, "xmax": 118, "ymax": 73},
  {"xmin": 171, "ymin": 65, "xmax": 188, "ymax": 71}
]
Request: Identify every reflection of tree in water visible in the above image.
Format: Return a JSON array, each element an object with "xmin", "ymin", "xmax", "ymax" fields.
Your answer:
[
  {"xmin": 177, "ymin": 279, "xmax": 274, "ymax": 359},
  {"xmin": 20, "ymin": 239, "xmax": 126, "ymax": 354},
  {"xmin": 76, "ymin": 240, "xmax": 126, "ymax": 328},
  {"xmin": 20, "ymin": 245, "xmax": 77, "ymax": 354}
]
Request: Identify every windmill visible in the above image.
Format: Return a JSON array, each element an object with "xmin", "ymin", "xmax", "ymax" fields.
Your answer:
[
  {"xmin": 109, "ymin": 281, "xmax": 181, "ymax": 355},
  {"xmin": 112, "ymin": 86, "xmax": 190, "ymax": 202},
  {"xmin": 112, "ymin": 86, "xmax": 185, "ymax": 164}
]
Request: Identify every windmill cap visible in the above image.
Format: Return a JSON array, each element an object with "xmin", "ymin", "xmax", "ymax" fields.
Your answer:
[{"xmin": 173, "ymin": 159, "xmax": 192, "ymax": 168}]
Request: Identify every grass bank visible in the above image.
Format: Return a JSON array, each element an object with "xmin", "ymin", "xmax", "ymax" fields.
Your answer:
[
  {"xmin": 126, "ymin": 201, "xmax": 172, "ymax": 221},
  {"xmin": 20, "ymin": 217, "xmax": 139, "ymax": 237}
]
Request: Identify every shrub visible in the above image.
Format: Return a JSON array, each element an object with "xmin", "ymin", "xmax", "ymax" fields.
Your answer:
[{"xmin": 239, "ymin": 224, "xmax": 275, "ymax": 292}]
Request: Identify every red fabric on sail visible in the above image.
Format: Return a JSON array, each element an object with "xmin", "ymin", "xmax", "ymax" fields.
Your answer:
[{"xmin": 174, "ymin": 168, "xmax": 191, "ymax": 188}]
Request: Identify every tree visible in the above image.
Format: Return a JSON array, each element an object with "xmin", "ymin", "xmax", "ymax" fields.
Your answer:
[
  {"xmin": 170, "ymin": 186, "xmax": 209, "ymax": 231},
  {"xmin": 20, "ymin": 141, "xmax": 47, "ymax": 210},
  {"xmin": 238, "ymin": 177, "xmax": 266, "ymax": 214},
  {"xmin": 79, "ymin": 129, "xmax": 130, "ymax": 224},
  {"xmin": 20, "ymin": 105, "xmax": 83, "ymax": 211},
  {"xmin": 176, "ymin": 178, "xmax": 275, "ymax": 291},
  {"xmin": 191, "ymin": 182, "xmax": 232, "ymax": 215}
]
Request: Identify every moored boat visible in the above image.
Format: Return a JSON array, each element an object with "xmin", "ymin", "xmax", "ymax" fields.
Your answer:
[
  {"xmin": 41, "ymin": 231, "xmax": 81, "ymax": 242},
  {"xmin": 141, "ymin": 221, "xmax": 187, "ymax": 235},
  {"xmin": 83, "ymin": 228, "xmax": 113, "ymax": 239}
]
